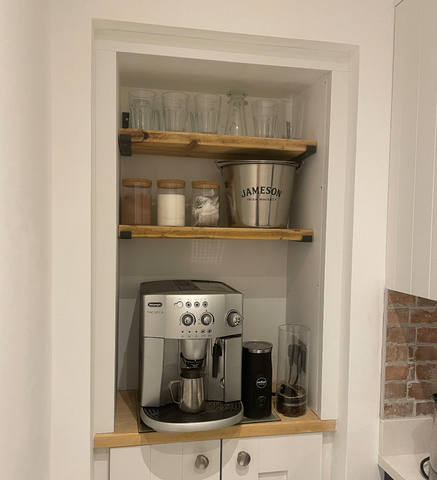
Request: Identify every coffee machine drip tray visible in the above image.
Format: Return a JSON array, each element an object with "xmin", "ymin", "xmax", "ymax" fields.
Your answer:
[{"xmin": 140, "ymin": 401, "xmax": 244, "ymax": 433}]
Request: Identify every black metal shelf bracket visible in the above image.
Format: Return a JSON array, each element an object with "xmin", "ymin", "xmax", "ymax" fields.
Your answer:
[
  {"xmin": 294, "ymin": 144, "xmax": 317, "ymax": 166},
  {"xmin": 119, "ymin": 134, "xmax": 132, "ymax": 156}
]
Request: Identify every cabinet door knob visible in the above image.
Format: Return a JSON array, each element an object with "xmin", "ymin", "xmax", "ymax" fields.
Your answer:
[
  {"xmin": 195, "ymin": 454, "xmax": 209, "ymax": 470},
  {"xmin": 237, "ymin": 451, "xmax": 251, "ymax": 467}
]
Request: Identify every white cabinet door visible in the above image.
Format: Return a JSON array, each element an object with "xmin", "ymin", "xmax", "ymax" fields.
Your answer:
[
  {"xmin": 110, "ymin": 445, "xmax": 151, "ymax": 480},
  {"xmin": 110, "ymin": 441, "xmax": 220, "ymax": 480},
  {"xmin": 287, "ymin": 433, "xmax": 322, "ymax": 480},
  {"xmin": 150, "ymin": 443, "xmax": 183, "ymax": 480},
  {"xmin": 222, "ymin": 434, "xmax": 322, "ymax": 480},
  {"xmin": 182, "ymin": 440, "xmax": 220, "ymax": 480},
  {"xmin": 222, "ymin": 438, "xmax": 260, "ymax": 480}
]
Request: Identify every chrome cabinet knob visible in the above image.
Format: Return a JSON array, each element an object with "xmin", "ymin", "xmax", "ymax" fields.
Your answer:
[
  {"xmin": 195, "ymin": 454, "xmax": 209, "ymax": 470},
  {"xmin": 237, "ymin": 451, "xmax": 251, "ymax": 467}
]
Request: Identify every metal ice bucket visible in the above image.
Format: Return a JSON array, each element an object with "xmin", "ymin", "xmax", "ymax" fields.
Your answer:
[{"xmin": 216, "ymin": 159, "xmax": 298, "ymax": 228}]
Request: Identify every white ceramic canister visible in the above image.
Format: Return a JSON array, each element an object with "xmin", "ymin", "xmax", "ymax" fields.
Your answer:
[{"xmin": 157, "ymin": 179, "xmax": 186, "ymax": 226}]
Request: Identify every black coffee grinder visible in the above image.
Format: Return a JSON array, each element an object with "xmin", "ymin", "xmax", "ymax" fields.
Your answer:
[{"xmin": 242, "ymin": 341, "xmax": 273, "ymax": 419}]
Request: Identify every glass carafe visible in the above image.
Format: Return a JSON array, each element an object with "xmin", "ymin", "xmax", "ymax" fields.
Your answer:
[{"xmin": 225, "ymin": 90, "xmax": 248, "ymax": 136}]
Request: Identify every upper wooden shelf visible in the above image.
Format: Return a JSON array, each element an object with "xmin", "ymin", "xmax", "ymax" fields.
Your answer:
[
  {"xmin": 94, "ymin": 391, "xmax": 336, "ymax": 449},
  {"xmin": 118, "ymin": 225, "xmax": 313, "ymax": 242},
  {"xmin": 119, "ymin": 129, "xmax": 317, "ymax": 161}
]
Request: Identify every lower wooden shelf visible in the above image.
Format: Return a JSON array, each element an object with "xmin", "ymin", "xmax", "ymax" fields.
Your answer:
[
  {"xmin": 118, "ymin": 225, "xmax": 313, "ymax": 241},
  {"xmin": 93, "ymin": 390, "xmax": 336, "ymax": 449}
]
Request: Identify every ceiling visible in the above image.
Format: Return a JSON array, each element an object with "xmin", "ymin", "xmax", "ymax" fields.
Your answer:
[{"xmin": 117, "ymin": 52, "xmax": 329, "ymax": 98}]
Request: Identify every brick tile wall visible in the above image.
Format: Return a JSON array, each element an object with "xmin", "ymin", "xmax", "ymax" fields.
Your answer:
[{"xmin": 383, "ymin": 290, "xmax": 437, "ymax": 418}]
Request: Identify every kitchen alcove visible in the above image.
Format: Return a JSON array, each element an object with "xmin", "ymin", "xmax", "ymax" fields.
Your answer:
[{"xmin": 93, "ymin": 22, "xmax": 350, "ymax": 445}]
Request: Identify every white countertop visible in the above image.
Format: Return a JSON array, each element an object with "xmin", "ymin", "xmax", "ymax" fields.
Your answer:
[
  {"xmin": 378, "ymin": 453, "xmax": 428, "ymax": 480},
  {"xmin": 379, "ymin": 417, "xmax": 433, "ymax": 480}
]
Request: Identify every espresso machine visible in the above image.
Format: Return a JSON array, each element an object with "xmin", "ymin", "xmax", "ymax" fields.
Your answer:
[{"xmin": 138, "ymin": 279, "xmax": 244, "ymax": 432}]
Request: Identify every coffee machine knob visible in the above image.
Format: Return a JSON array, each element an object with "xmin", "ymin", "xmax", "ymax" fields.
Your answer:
[
  {"xmin": 181, "ymin": 313, "xmax": 195, "ymax": 326},
  {"xmin": 226, "ymin": 310, "xmax": 242, "ymax": 327},
  {"xmin": 200, "ymin": 313, "xmax": 214, "ymax": 325}
]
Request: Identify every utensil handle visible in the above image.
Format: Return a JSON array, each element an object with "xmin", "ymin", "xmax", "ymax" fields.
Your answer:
[{"xmin": 168, "ymin": 380, "xmax": 181, "ymax": 404}]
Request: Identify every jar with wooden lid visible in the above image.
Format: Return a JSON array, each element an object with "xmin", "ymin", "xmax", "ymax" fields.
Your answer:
[
  {"xmin": 121, "ymin": 178, "xmax": 152, "ymax": 225},
  {"xmin": 157, "ymin": 179, "xmax": 186, "ymax": 226},
  {"xmin": 191, "ymin": 181, "xmax": 220, "ymax": 227}
]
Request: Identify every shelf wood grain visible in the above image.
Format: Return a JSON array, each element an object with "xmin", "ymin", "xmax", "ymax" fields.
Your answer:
[
  {"xmin": 118, "ymin": 225, "xmax": 313, "ymax": 241},
  {"xmin": 94, "ymin": 391, "xmax": 336, "ymax": 449},
  {"xmin": 119, "ymin": 129, "xmax": 317, "ymax": 160}
]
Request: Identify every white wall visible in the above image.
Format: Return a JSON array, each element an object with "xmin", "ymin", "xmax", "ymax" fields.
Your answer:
[
  {"xmin": 50, "ymin": 1, "xmax": 394, "ymax": 479},
  {"xmin": 0, "ymin": 1, "xmax": 52, "ymax": 479}
]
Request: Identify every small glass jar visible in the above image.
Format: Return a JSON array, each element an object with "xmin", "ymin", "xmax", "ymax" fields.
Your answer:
[
  {"xmin": 157, "ymin": 179, "xmax": 186, "ymax": 226},
  {"xmin": 121, "ymin": 178, "xmax": 152, "ymax": 225},
  {"xmin": 191, "ymin": 181, "xmax": 220, "ymax": 227}
]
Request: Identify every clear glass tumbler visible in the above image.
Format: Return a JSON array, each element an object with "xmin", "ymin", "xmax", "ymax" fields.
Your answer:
[
  {"xmin": 128, "ymin": 90, "xmax": 159, "ymax": 129},
  {"xmin": 276, "ymin": 324, "xmax": 310, "ymax": 417},
  {"xmin": 194, "ymin": 93, "xmax": 222, "ymax": 134},
  {"xmin": 224, "ymin": 90, "xmax": 248, "ymax": 136},
  {"xmin": 161, "ymin": 91, "xmax": 189, "ymax": 132},
  {"xmin": 252, "ymin": 99, "xmax": 278, "ymax": 138},
  {"xmin": 281, "ymin": 96, "xmax": 305, "ymax": 139}
]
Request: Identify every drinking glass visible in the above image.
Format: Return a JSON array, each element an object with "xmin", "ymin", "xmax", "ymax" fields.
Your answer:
[
  {"xmin": 276, "ymin": 324, "xmax": 310, "ymax": 417},
  {"xmin": 252, "ymin": 99, "xmax": 278, "ymax": 138},
  {"xmin": 161, "ymin": 91, "xmax": 189, "ymax": 132},
  {"xmin": 128, "ymin": 90, "xmax": 159, "ymax": 129},
  {"xmin": 225, "ymin": 90, "xmax": 248, "ymax": 136},
  {"xmin": 194, "ymin": 93, "xmax": 222, "ymax": 134},
  {"xmin": 281, "ymin": 96, "xmax": 305, "ymax": 139}
]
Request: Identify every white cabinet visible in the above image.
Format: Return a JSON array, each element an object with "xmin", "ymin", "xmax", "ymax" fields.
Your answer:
[
  {"xmin": 222, "ymin": 433, "xmax": 322, "ymax": 480},
  {"xmin": 386, "ymin": 0, "xmax": 437, "ymax": 299},
  {"xmin": 110, "ymin": 445, "xmax": 151, "ymax": 480},
  {"xmin": 110, "ymin": 441, "xmax": 220, "ymax": 480},
  {"xmin": 110, "ymin": 435, "xmax": 322, "ymax": 480}
]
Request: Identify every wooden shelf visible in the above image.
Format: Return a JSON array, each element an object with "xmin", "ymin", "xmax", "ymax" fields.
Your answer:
[
  {"xmin": 94, "ymin": 391, "xmax": 336, "ymax": 449},
  {"xmin": 118, "ymin": 226, "xmax": 313, "ymax": 241},
  {"xmin": 119, "ymin": 129, "xmax": 317, "ymax": 161}
]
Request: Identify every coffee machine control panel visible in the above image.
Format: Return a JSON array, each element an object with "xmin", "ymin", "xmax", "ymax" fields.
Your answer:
[{"xmin": 141, "ymin": 292, "xmax": 243, "ymax": 339}]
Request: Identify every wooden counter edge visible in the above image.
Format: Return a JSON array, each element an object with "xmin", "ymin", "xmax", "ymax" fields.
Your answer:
[{"xmin": 93, "ymin": 390, "xmax": 336, "ymax": 449}]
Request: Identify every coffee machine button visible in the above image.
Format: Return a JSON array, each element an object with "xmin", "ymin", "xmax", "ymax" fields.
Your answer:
[
  {"xmin": 226, "ymin": 310, "xmax": 243, "ymax": 327},
  {"xmin": 185, "ymin": 301, "xmax": 192, "ymax": 308},
  {"xmin": 257, "ymin": 396, "xmax": 267, "ymax": 407},
  {"xmin": 200, "ymin": 313, "xmax": 214, "ymax": 325},
  {"xmin": 174, "ymin": 301, "xmax": 183, "ymax": 308},
  {"xmin": 202, "ymin": 301, "xmax": 208, "ymax": 308},
  {"xmin": 194, "ymin": 301, "xmax": 200, "ymax": 308},
  {"xmin": 181, "ymin": 313, "xmax": 195, "ymax": 326}
]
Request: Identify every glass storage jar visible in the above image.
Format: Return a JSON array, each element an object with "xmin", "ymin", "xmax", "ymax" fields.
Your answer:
[
  {"xmin": 121, "ymin": 178, "xmax": 152, "ymax": 225},
  {"xmin": 157, "ymin": 179, "xmax": 186, "ymax": 226},
  {"xmin": 191, "ymin": 181, "xmax": 220, "ymax": 227},
  {"xmin": 276, "ymin": 324, "xmax": 310, "ymax": 417}
]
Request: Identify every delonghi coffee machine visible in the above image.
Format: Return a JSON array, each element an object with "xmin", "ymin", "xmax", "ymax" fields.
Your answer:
[{"xmin": 138, "ymin": 279, "xmax": 244, "ymax": 432}]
